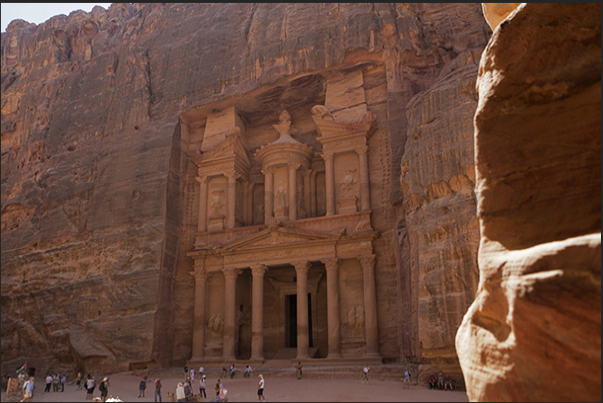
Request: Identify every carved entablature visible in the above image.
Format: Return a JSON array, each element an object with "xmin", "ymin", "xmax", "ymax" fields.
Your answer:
[{"xmin": 187, "ymin": 224, "xmax": 376, "ymax": 272}]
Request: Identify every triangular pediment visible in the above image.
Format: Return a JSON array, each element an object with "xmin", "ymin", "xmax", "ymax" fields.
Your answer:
[
  {"xmin": 191, "ymin": 132, "xmax": 250, "ymax": 168},
  {"xmin": 220, "ymin": 226, "xmax": 341, "ymax": 252}
]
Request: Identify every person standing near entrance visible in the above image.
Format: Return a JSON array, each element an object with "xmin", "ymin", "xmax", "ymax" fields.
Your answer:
[
  {"xmin": 257, "ymin": 374, "xmax": 265, "ymax": 402},
  {"xmin": 362, "ymin": 364, "xmax": 370, "ymax": 384},
  {"xmin": 296, "ymin": 362, "xmax": 302, "ymax": 380},
  {"xmin": 402, "ymin": 368, "xmax": 411, "ymax": 389}
]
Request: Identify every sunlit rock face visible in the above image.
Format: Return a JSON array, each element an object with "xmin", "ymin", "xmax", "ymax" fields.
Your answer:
[
  {"xmin": 456, "ymin": 3, "xmax": 601, "ymax": 401},
  {"xmin": 2, "ymin": 3, "xmax": 487, "ymax": 377}
]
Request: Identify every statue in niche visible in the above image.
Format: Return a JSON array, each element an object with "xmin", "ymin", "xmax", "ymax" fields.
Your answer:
[
  {"xmin": 276, "ymin": 185, "xmax": 287, "ymax": 209},
  {"xmin": 347, "ymin": 306, "xmax": 365, "ymax": 332},
  {"xmin": 210, "ymin": 189, "xmax": 225, "ymax": 216},
  {"xmin": 341, "ymin": 169, "xmax": 357, "ymax": 197},
  {"xmin": 207, "ymin": 314, "xmax": 224, "ymax": 335}
]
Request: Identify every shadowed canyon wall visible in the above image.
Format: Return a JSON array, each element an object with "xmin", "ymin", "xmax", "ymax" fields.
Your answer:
[
  {"xmin": 457, "ymin": 3, "xmax": 601, "ymax": 401},
  {"xmin": 2, "ymin": 3, "xmax": 487, "ymax": 378}
]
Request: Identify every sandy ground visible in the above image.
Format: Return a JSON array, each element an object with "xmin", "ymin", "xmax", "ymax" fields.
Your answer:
[{"xmin": 1, "ymin": 373, "xmax": 468, "ymax": 402}]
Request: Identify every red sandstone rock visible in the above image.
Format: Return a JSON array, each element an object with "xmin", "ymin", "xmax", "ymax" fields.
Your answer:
[
  {"xmin": 2, "ymin": 3, "xmax": 486, "ymax": 378},
  {"xmin": 456, "ymin": 3, "xmax": 601, "ymax": 401}
]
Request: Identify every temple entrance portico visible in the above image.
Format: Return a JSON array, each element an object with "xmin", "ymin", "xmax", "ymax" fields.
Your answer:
[{"xmin": 187, "ymin": 221, "xmax": 381, "ymax": 365}]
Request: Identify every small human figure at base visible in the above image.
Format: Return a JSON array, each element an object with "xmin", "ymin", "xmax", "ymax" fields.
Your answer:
[
  {"xmin": 257, "ymin": 374, "xmax": 265, "ymax": 402},
  {"xmin": 230, "ymin": 364, "xmax": 236, "ymax": 379},
  {"xmin": 99, "ymin": 377, "xmax": 110, "ymax": 402},
  {"xmin": 175, "ymin": 382, "xmax": 186, "ymax": 402},
  {"xmin": 296, "ymin": 362, "xmax": 302, "ymax": 380},
  {"xmin": 77, "ymin": 372, "xmax": 83, "ymax": 390},
  {"xmin": 362, "ymin": 364, "xmax": 370, "ymax": 384},
  {"xmin": 215, "ymin": 379, "xmax": 222, "ymax": 397},
  {"xmin": 154, "ymin": 378, "xmax": 162, "ymax": 402},
  {"xmin": 199, "ymin": 375, "xmax": 207, "ymax": 399},
  {"xmin": 437, "ymin": 372, "xmax": 444, "ymax": 390},
  {"xmin": 213, "ymin": 384, "xmax": 228, "ymax": 402},
  {"xmin": 428, "ymin": 373, "xmax": 436, "ymax": 390},
  {"xmin": 20, "ymin": 377, "xmax": 34, "ymax": 402},
  {"xmin": 244, "ymin": 365, "xmax": 252, "ymax": 378},
  {"xmin": 221, "ymin": 367, "xmax": 227, "ymax": 378},
  {"xmin": 86, "ymin": 375, "xmax": 96, "ymax": 400},
  {"xmin": 138, "ymin": 376, "xmax": 147, "ymax": 398},
  {"xmin": 444, "ymin": 373, "xmax": 454, "ymax": 391},
  {"xmin": 402, "ymin": 368, "xmax": 411, "ymax": 389}
]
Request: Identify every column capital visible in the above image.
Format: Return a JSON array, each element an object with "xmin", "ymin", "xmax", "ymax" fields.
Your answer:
[
  {"xmin": 321, "ymin": 152, "xmax": 334, "ymax": 161},
  {"xmin": 355, "ymin": 145, "xmax": 369, "ymax": 155},
  {"xmin": 223, "ymin": 267, "xmax": 241, "ymax": 279},
  {"xmin": 196, "ymin": 175, "xmax": 209, "ymax": 184},
  {"xmin": 261, "ymin": 166, "xmax": 277, "ymax": 175},
  {"xmin": 358, "ymin": 255, "xmax": 376, "ymax": 269},
  {"xmin": 224, "ymin": 170, "xmax": 240, "ymax": 180},
  {"xmin": 190, "ymin": 270, "xmax": 207, "ymax": 282},
  {"xmin": 250, "ymin": 264, "xmax": 268, "ymax": 277},
  {"xmin": 322, "ymin": 258, "xmax": 339, "ymax": 271},
  {"xmin": 288, "ymin": 162, "xmax": 301, "ymax": 171},
  {"xmin": 292, "ymin": 261, "xmax": 310, "ymax": 274}
]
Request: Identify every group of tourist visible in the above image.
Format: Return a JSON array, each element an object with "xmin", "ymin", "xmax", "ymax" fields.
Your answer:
[
  {"xmin": 171, "ymin": 365, "xmax": 265, "ymax": 402},
  {"xmin": 44, "ymin": 372, "xmax": 66, "ymax": 392},
  {"xmin": 428, "ymin": 372, "xmax": 454, "ymax": 390}
]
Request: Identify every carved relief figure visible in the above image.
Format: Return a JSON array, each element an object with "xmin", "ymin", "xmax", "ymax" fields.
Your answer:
[
  {"xmin": 341, "ymin": 169, "xmax": 357, "ymax": 197},
  {"xmin": 273, "ymin": 110, "xmax": 292, "ymax": 137},
  {"xmin": 210, "ymin": 189, "xmax": 225, "ymax": 216},
  {"xmin": 276, "ymin": 185, "xmax": 287, "ymax": 209},
  {"xmin": 207, "ymin": 314, "xmax": 224, "ymax": 334},
  {"xmin": 355, "ymin": 305, "xmax": 365, "ymax": 330}
]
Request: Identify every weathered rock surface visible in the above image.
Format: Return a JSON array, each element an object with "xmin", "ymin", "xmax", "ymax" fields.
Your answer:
[
  {"xmin": 456, "ymin": 3, "xmax": 601, "ymax": 401},
  {"xmin": 399, "ymin": 42, "xmax": 483, "ymax": 388},
  {"xmin": 2, "ymin": 3, "xmax": 487, "ymax": 377}
]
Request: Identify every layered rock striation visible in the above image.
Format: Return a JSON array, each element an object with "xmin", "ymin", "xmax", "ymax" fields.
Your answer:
[{"xmin": 456, "ymin": 3, "xmax": 601, "ymax": 401}]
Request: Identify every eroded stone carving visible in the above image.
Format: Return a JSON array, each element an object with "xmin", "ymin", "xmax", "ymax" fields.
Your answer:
[{"xmin": 207, "ymin": 314, "xmax": 224, "ymax": 335}]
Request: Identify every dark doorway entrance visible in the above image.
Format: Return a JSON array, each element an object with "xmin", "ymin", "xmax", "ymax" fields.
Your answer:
[{"xmin": 285, "ymin": 294, "xmax": 313, "ymax": 348}]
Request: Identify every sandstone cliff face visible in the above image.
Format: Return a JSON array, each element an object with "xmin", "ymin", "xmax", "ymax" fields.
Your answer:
[
  {"xmin": 456, "ymin": 4, "xmax": 601, "ymax": 401},
  {"xmin": 399, "ymin": 39, "xmax": 484, "ymax": 388},
  {"xmin": 2, "ymin": 3, "xmax": 486, "ymax": 376}
]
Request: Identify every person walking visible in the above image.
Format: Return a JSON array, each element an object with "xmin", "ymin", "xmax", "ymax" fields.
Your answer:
[
  {"xmin": 44, "ymin": 374, "xmax": 52, "ymax": 392},
  {"xmin": 154, "ymin": 378, "xmax": 162, "ymax": 402},
  {"xmin": 61, "ymin": 373, "xmax": 66, "ymax": 392},
  {"xmin": 77, "ymin": 372, "xmax": 83, "ymax": 390},
  {"xmin": 403, "ymin": 368, "xmax": 411, "ymax": 389},
  {"xmin": 257, "ymin": 374, "xmax": 265, "ymax": 402},
  {"xmin": 99, "ymin": 377, "xmax": 109, "ymax": 402},
  {"xmin": 20, "ymin": 377, "xmax": 34, "ymax": 402},
  {"xmin": 175, "ymin": 382, "xmax": 186, "ymax": 402},
  {"xmin": 362, "ymin": 364, "xmax": 370, "ymax": 384},
  {"xmin": 296, "ymin": 362, "xmax": 302, "ymax": 380},
  {"xmin": 138, "ymin": 376, "xmax": 147, "ymax": 398},
  {"xmin": 199, "ymin": 375, "xmax": 207, "ymax": 399}
]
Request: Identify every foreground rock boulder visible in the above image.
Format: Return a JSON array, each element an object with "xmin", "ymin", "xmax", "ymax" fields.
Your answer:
[{"xmin": 456, "ymin": 3, "xmax": 601, "ymax": 401}]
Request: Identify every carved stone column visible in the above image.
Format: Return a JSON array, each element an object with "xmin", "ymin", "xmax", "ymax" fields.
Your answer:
[
  {"xmin": 310, "ymin": 170, "xmax": 318, "ymax": 218},
  {"xmin": 222, "ymin": 268, "xmax": 240, "ymax": 361},
  {"xmin": 359, "ymin": 255, "xmax": 380, "ymax": 358},
  {"xmin": 263, "ymin": 167, "xmax": 274, "ymax": 224},
  {"xmin": 190, "ymin": 267, "xmax": 207, "ymax": 360},
  {"xmin": 356, "ymin": 146, "xmax": 371, "ymax": 211},
  {"xmin": 322, "ymin": 258, "xmax": 341, "ymax": 358},
  {"xmin": 303, "ymin": 169, "xmax": 311, "ymax": 218},
  {"xmin": 322, "ymin": 152, "xmax": 335, "ymax": 216},
  {"xmin": 250, "ymin": 264, "xmax": 268, "ymax": 361},
  {"xmin": 294, "ymin": 261, "xmax": 310, "ymax": 359},
  {"xmin": 196, "ymin": 176, "xmax": 209, "ymax": 232},
  {"xmin": 225, "ymin": 171, "xmax": 239, "ymax": 229}
]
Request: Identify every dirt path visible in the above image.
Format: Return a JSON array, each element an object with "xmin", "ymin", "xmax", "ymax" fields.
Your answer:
[{"xmin": 2, "ymin": 373, "xmax": 468, "ymax": 402}]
